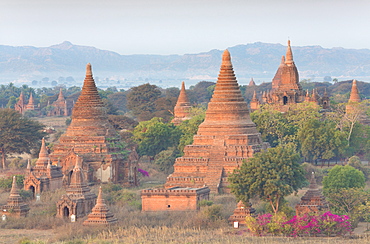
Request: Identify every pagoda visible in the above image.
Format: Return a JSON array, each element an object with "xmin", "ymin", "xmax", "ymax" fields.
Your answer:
[
  {"xmin": 83, "ymin": 186, "xmax": 118, "ymax": 226},
  {"xmin": 228, "ymin": 200, "xmax": 256, "ymax": 226},
  {"xmin": 47, "ymin": 88, "xmax": 71, "ymax": 116},
  {"xmin": 23, "ymin": 138, "xmax": 63, "ymax": 194},
  {"xmin": 50, "ymin": 64, "xmax": 136, "ymax": 185},
  {"xmin": 165, "ymin": 50, "xmax": 269, "ymax": 193},
  {"xmin": 56, "ymin": 160, "xmax": 97, "ymax": 219},
  {"xmin": 2, "ymin": 176, "xmax": 30, "ymax": 217},
  {"xmin": 171, "ymin": 81, "xmax": 192, "ymax": 125},
  {"xmin": 295, "ymin": 172, "xmax": 329, "ymax": 216}
]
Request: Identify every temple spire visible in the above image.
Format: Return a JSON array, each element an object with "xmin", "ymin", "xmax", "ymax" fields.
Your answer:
[
  {"xmin": 10, "ymin": 176, "xmax": 19, "ymax": 196},
  {"xmin": 35, "ymin": 138, "xmax": 50, "ymax": 167},
  {"xmin": 285, "ymin": 40, "xmax": 294, "ymax": 66},
  {"xmin": 57, "ymin": 88, "xmax": 65, "ymax": 101},
  {"xmin": 349, "ymin": 79, "xmax": 361, "ymax": 103},
  {"xmin": 177, "ymin": 81, "xmax": 190, "ymax": 104}
]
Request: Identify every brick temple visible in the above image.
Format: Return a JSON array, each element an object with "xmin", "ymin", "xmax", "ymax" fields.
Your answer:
[
  {"xmin": 14, "ymin": 92, "xmax": 38, "ymax": 114},
  {"xmin": 47, "ymin": 88, "xmax": 73, "ymax": 116},
  {"xmin": 165, "ymin": 50, "xmax": 269, "ymax": 193},
  {"xmin": 228, "ymin": 200, "xmax": 256, "ymax": 226},
  {"xmin": 2, "ymin": 176, "xmax": 30, "ymax": 218},
  {"xmin": 250, "ymin": 40, "xmax": 330, "ymax": 111},
  {"xmin": 50, "ymin": 64, "xmax": 137, "ymax": 185},
  {"xmin": 56, "ymin": 161, "xmax": 97, "ymax": 219},
  {"xmin": 83, "ymin": 186, "xmax": 118, "ymax": 226},
  {"xmin": 171, "ymin": 81, "xmax": 192, "ymax": 125},
  {"xmin": 295, "ymin": 172, "xmax": 329, "ymax": 216},
  {"xmin": 23, "ymin": 138, "xmax": 63, "ymax": 195}
]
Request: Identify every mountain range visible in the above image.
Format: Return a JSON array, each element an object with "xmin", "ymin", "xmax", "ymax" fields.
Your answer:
[{"xmin": 1, "ymin": 41, "xmax": 370, "ymax": 86}]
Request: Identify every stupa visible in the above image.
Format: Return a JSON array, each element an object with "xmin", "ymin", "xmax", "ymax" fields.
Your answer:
[
  {"xmin": 47, "ymin": 88, "xmax": 72, "ymax": 116},
  {"xmin": 295, "ymin": 172, "xmax": 329, "ymax": 216},
  {"xmin": 50, "ymin": 64, "xmax": 136, "ymax": 185},
  {"xmin": 83, "ymin": 186, "xmax": 118, "ymax": 226},
  {"xmin": 171, "ymin": 81, "xmax": 192, "ymax": 125},
  {"xmin": 24, "ymin": 138, "xmax": 63, "ymax": 195},
  {"xmin": 56, "ymin": 160, "xmax": 97, "ymax": 219},
  {"xmin": 2, "ymin": 176, "xmax": 30, "ymax": 217},
  {"xmin": 165, "ymin": 50, "xmax": 269, "ymax": 193},
  {"xmin": 228, "ymin": 200, "xmax": 256, "ymax": 226}
]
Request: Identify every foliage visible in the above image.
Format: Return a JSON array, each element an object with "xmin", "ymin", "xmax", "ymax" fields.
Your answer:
[
  {"xmin": 201, "ymin": 204, "xmax": 223, "ymax": 221},
  {"xmin": 154, "ymin": 147, "xmax": 179, "ymax": 174},
  {"xmin": 322, "ymin": 165, "xmax": 365, "ymax": 195},
  {"xmin": 132, "ymin": 117, "xmax": 182, "ymax": 157},
  {"xmin": 229, "ymin": 144, "xmax": 307, "ymax": 214},
  {"xmin": 245, "ymin": 212, "xmax": 351, "ymax": 237},
  {"xmin": 108, "ymin": 115, "xmax": 138, "ymax": 131},
  {"xmin": 187, "ymin": 81, "xmax": 215, "ymax": 105},
  {"xmin": 177, "ymin": 107, "xmax": 206, "ymax": 153},
  {"xmin": 347, "ymin": 155, "xmax": 369, "ymax": 180},
  {"xmin": 0, "ymin": 109, "xmax": 46, "ymax": 168},
  {"xmin": 126, "ymin": 83, "xmax": 161, "ymax": 121},
  {"xmin": 297, "ymin": 119, "xmax": 347, "ymax": 163},
  {"xmin": 198, "ymin": 199, "xmax": 214, "ymax": 207},
  {"xmin": 0, "ymin": 175, "xmax": 24, "ymax": 190}
]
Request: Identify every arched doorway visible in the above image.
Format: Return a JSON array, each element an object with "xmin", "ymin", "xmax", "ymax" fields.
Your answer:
[
  {"xmin": 28, "ymin": 185, "xmax": 35, "ymax": 198},
  {"xmin": 63, "ymin": 206, "xmax": 70, "ymax": 218},
  {"xmin": 283, "ymin": 96, "xmax": 288, "ymax": 105}
]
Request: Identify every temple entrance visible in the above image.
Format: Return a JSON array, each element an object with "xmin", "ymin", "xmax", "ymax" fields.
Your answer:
[
  {"xmin": 283, "ymin": 96, "xmax": 288, "ymax": 105},
  {"xmin": 29, "ymin": 185, "xmax": 35, "ymax": 198},
  {"xmin": 63, "ymin": 206, "xmax": 70, "ymax": 218}
]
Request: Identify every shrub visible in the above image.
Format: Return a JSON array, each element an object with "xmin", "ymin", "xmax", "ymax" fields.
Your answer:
[{"xmin": 198, "ymin": 200, "xmax": 213, "ymax": 207}]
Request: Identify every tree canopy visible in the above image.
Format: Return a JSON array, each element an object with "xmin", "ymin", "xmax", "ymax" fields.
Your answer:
[
  {"xmin": 323, "ymin": 165, "xmax": 365, "ymax": 194},
  {"xmin": 0, "ymin": 109, "xmax": 46, "ymax": 168},
  {"xmin": 229, "ymin": 144, "xmax": 307, "ymax": 214}
]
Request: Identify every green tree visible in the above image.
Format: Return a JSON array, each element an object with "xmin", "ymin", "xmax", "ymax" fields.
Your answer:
[
  {"xmin": 154, "ymin": 147, "xmax": 179, "ymax": 174},
  {"xmin": 132, "ymin": 117, "xmax": 181, "ymax": 157},
  {"xmin": 126, "ymin": 83, "xmax": 161, "ymax": 121},
  {"xmin": 229, "ymin": 144, "xmax": 307, "ymax": 214},
  {"xmin": 297, "ymin": 119, "xmax": 347, "ymax": 163},
  {"xmin": 0, "ymin": 109, "xmax": 46, "ymax": 168},
  {"xmin": 323, "ymin": 165, "xmax": 365, "ymax": 195},
  {"xmin": 177, "ymin": 107, "xmax": 206, "ymax": 153}
]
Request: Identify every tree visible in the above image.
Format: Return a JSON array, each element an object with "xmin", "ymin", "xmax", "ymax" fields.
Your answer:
[
  {"xmin": 126, "ymin": 83, "xmax": 161, "ymax": 121},
  {"xmin": 132, "ymin": 117, "xmax": 182, "ymax": 157},
  {"xmin": 229, "ymin": 144, "xmax": 307, "ymax": 214},
  {"xmin": 154, "ymin": 147, "xmax": 179, "ymax": 174},
  {"xmin": 0, "ymin": 109, "xmax": 46, "ymax": 168},
  {"xmin": 323, "ymin": 165, "xmax": 365, "ymax": 195},
  {"xmin": 297, "ymin": 119, "xmax": 347, "ymax": 163}
]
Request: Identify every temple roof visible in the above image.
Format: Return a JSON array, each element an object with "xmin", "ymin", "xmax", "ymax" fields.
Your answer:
[
  {"xmin": 197, "ymin": 50, "xmax": 258, "ymax": 135},
  {"xmin": 349, "ymin": 79, "xmax": 361, "ymax": 103},
  {"xmin": 248, "ymin": 78, "xmax": 256, "ymax": 86},
  {"xmin": 35, "ymin": 138, "xmax": 49, "ymax": 167}
]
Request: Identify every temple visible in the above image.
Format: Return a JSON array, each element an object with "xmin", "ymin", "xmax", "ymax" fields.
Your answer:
[
  {"xmin": 50, "ymin": 64, "xmax": 137, "ymax": 185},
  {"xmin": 171, "ymin": 81, "xmax": 192, "ymax": 125},
  {"xmin": 83, "ymin": 186, "xmax": 118, "ymax": 226},
  {"xmin": 56, "ymin": 161, "xmax": 97, "ymax": 219},
  {"xmin": 14, "ymin": 92, "xmax": 38, "ymax": 114},
  {"xmin": 2, "ymin": 176, "xmax": 30, "ymax": 218},
  {"xmin": 228, "ymin": 200, "xmax": 256, "ymax": 226},
  {"xmin": 249, "ymin": 41, "xmax": 329, "ymax": 111},
  {"xmin": 295, "ymin": 172, "xmax": 329, "ymax": 216},
  {"xmin": 47, "ymin": 88, "xmax": 73, "ymax": 116},
  {"xmin": 346, "ymin": 79, "xmax": 361, "ymax": 114},
  {"xmin": 165, "ymin": 50, "xmax": 269, "ymax": 193},
  {"xmin": 23, "ymin": 138, "xmax": 63, "ymax": 195}
]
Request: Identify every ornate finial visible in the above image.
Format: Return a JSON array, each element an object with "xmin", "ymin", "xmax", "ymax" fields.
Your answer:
[{"xmin": 285, "ymin": 40, "xmax": 294, "ymax": 66}]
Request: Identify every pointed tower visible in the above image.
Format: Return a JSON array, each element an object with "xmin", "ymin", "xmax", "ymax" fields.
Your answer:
[
  {"xmin": 56, "ymin": 160, "xmax": 97, "ymax": 219},
  {"xmin": 14, "ymin": 92, "xmax": 26, "ymax": 114},
  {"xmin": 349, "ymin": 79, "xmax": 361, "ymax": 103},
  {"xmin": 171, "ymin": 81, "xmax": 192, "ymax": 125},
  {"xmin": 250, "ymin": 90, "xmax": 260, "ymax": 111},
  {"xmin": 165, "ymin": 50, "xmax": 269, "ymax": 193},
  {"xmin": 295, "ymin": 172, "xmax": 329, "ymax": 216},
  {"xmin": 25, "ymin": 92, "xmax": 38, "ymax": 111},
  {"xmin": 48, "ymin": 88, "xmax": 71, "ymax": 116},
  {"xmin": 270, "ymin": 41, "xmax": 303, "ymax": 110},
  {"xmin": 322, "ymin": 88, "xmax": 330, "ymax": 109},
  {"xmin": 2, "ymin": 176, "xmax": 30, "ymax": 217},
  {"xmin": 83, "ymin": 186, "xmax": 118, "ymax": 226},
  {"xmin": 24, "ymin": 138, "xmax": 63, "ymax": 194},
  {"xmin": 228, "ymin": 200, "xmax": 256, "ymax": 226},
  {"xmin": 248, "ymin": 78, "xmax": 256, "ymax": 86},
  {"xmin": 305, "ymin": 89, "xmax": 310, "ymax": 102},
  {"xmin": 50, "ymin": 64, "xmax": 134, "ymax": 185}
]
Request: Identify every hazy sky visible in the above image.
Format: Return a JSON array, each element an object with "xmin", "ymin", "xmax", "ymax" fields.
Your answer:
[{"xmin": 1, "ymin": 0, "xmax": 369, "ymax": 55}]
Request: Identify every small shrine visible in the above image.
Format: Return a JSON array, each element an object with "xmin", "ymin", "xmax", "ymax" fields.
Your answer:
[
  {"xmin": 2, "ymin": 176, "xmax": 30, "ymax": 218},
  {"xmin": 24, "ymin": 138, "xmax": 63, "ymax": 195},
  {"xmin": 141, "ymin": 187, "xmax": 210, "ymax": 212},
  {"xmin": 228, "ymin": 200, "xmax": 256, "ymax": 226},
  {"xmin": 56, "ymin": 161, "xmax": 96, "ymax": 219},
  {"xmin": 171, "ymin": 81, "xmax": 192, "ymax": 125},
  {"xmin": 83, "ymin": 186, "xmax": 118, "ymax": 226},
  {"xmin": 295, "ymin": 172, "xmax": 329, "ymax": 216}
]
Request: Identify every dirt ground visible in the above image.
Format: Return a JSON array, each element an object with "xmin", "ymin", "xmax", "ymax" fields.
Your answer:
[{"xmin": 0, "ymin": 229, "xmax": 55, "ymax": 244}]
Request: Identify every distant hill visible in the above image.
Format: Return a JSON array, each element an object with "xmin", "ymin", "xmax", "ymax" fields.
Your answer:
[{"xmin": 1, "ymin": 41, "xmax": 370, "ymax": 86}]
